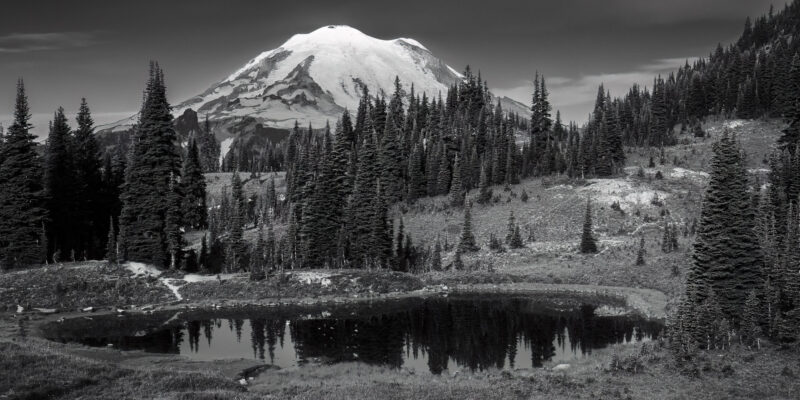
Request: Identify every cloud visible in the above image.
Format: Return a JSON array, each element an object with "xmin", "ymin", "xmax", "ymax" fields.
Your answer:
[
  {"xmin": 0, "ymin": 32, "xmax": 98, "ymax": 53},
  {"xmin": 494, "ymin": 56, "xmax": 699, "ymax": 123}
]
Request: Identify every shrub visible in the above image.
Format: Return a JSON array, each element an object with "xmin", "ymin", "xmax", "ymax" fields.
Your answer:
[{"xmin": 609, "ymin": 352, "xmax": 645, "ymax": 374}]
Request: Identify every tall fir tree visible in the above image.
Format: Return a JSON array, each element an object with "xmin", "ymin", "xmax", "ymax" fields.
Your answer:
[
  {"xmin": 119, "ymin": 64, "xmax": 183, "ymax": 268},
  {"xmin": 580, "ymin": 198, "xmax": 598, "ymax": 254},
  {"xmin": 0, "ymin": 80, "xmax": 47, "ymax": 269},
  {"xmin": 72, "ymin": 98, "xmax": 104, "ymax": 259},
  {"xmin": 227, "ymin": 171, "xmax": 248, "ymax": 271},
  {"xmin": 689, "ymin": 132, "xmax": 763, "ymax": 321},
  {"xmin": 181, "ymin": 140, "xmax": 208, "ymax": 229},
  {"xmin": 44, "ymin": 107, "xmax": 76, "ymax": 261}
]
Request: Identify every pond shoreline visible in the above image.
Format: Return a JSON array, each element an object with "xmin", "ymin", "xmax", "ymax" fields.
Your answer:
[
  {"xmin": 16, "ymin": 280, "xmax": 666, "ymax": 385},
  {"xmin": 23, "ymin": 280, "xmax": 667, "ymax": 335}
]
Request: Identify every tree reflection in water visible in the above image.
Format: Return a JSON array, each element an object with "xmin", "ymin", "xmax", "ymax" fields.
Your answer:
[{"xmin": 60, "ymin": 297, "xmax": 662, "ymax": 374}]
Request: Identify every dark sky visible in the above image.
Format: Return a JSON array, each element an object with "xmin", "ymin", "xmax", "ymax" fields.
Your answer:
[{"xmin": 0, "ymin": 0, "xmax": 781, "ymax": 134}]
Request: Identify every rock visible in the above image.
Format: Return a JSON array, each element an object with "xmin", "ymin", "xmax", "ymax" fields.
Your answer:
[
  {"xmin": 552, "ymin": 364, "xmax": 570, "ymax": 371},
  {"xmin": 235, "ymin": 364, "xmax": 281, "ymax": 381}
]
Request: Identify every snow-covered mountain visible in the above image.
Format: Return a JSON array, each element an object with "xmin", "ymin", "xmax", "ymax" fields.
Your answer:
[{"xmin": 99, "ymin": 25, "xmax": 529, "ymax": 140}]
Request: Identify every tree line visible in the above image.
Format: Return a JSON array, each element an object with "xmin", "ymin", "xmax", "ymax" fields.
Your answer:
[
  {"xmin": 0, "ymin": 64, "xmax": 211, "ymax": 270},
  {"xmin": 598, "ymin": 2, "xmax": 800, "ymax": 150},
  {"xmin": 0, "ymin": 55, "xmax": 628, "ymax": 272}
]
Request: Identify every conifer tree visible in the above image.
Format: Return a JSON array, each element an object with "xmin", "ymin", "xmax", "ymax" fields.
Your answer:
[
  {"xmin": 426, "ymin": 146, "xmax": 440, "ymax": 196},
  {"xmin": 636, "ymin": 236, "xmax": 646, "ymax": 266},
  {"xmin": 458, "ymin": 201, "xmax": 479, "ymax": 252},
  {"xmin": 119, "ymin": 64, "xmax": 183, "ymax": 268},
  {"xmin": 44, "ymin": 107, "xmax": 76, "ymax": 261},
  {"xmin": 448, "ymin": 154, "xmax": 464, "ymax": 207},
  {"xmin": 228, "ymin": 172, "xmax": 247, "ymax": 271},
  {"xmin": 198, "ymin": 234, "xmax": 208, "ymax": 272},
  {"xmin": 407, "ymin": 144, "xmax": 426, "ymax": 201},
  {"xmin": 662, "ymin": 222, "xmax": 674, "ymax": 253},
  {"xmin": 741, "ymin": 290, "xmax": 761, "ymax": 347},
  {"xmin": 436, "ymin": 151, "xmax": 451, "ymax": 195},
  {"xmin": 265, "ymin": 223, "xmax": 276, "ymax": 274},
  {"xmin": 301, "ymin": 140, "xmax": 341, "ymax": 268},
  {"xmin": 505, "ymin": 211, "xmax": 517, "ymax": 245},
  {"xmin": 72, "ymin": 98, "xmax": 103, "ymax": 259},
  {"xmin": 452, "ymin": 248, "xmax": 465, "ymax": 271},
  {"xmin": 181, "ymin": 140, "xmax": 207, "ymax": 229},
  {"xmin": 0, "ymin": 80, "xmax": 47, "ymax": 269},
  {"xmin": 197, "ymin": 115, "xmax": 220, "ymax": 172},
  {"xmin": 369, "ymin": 182, "xmax": 392, "ymax": 268},
  {"xmin": 250, "ymin": 224, "xmax": 266, "ymax": 280},
  {"xmin": 580, "ymin": 198, "xmax": 598, "ymax": 254},
  {"xmin": 394, "ymin": 217, "xmax": 407, "ymax": 272},
  {"xmin": 431, "ymin": 237, "xmax": 442, "ymax": 271},
  {"xmin": 106, "ymin": 216, "xmax": 117, "ymax": 265},
  {"xmin": 689, "ymin": 132, "xmax": 763, "ymax": 320},
  {"xmin": 380, "ymin": 118, "xmax": 404, "ymax": 202},
  {"xmin": 476, "ymin": 162, "xmax": 492, "ymax": 204},
  {"xmin": 778, "ymin": 53, "xmax": 800, "ymax": 150},
  {"xmin": 509, "ymin": 225, "xmax": 524, "ymax": 249},
  {"xmin": 348, "ymin": 131, "xmax": 379, "ymax": 266},
  {"xmin": 286, "ymin": 208, "xmax": 299, "ymax": 269}
]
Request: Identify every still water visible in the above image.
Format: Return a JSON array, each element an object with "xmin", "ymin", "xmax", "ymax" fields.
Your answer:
[{"xmin": 44, "ymin": 295, "xmax": 662, "ymax": 374}]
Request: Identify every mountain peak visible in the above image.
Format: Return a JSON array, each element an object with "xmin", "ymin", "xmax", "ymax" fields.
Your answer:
[
  {"xmin": 189, "ymin": 25, "xmax": 470, "ymax": 131},
  {"xmin": 226, "ymin": 26, "xmax": 435, "ymax": 83},
  {"xmin": 99, "ymin": 26, "xmax": 529, "ymax": 141}
]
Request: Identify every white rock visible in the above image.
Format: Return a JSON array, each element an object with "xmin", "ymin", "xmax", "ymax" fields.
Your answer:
[{"xmin": 552, "ymin": 364, "xmax": 570, "ymax": 371}]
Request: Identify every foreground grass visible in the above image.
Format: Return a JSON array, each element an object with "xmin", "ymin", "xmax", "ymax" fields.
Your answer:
[
  {"xmin": 0, "ymin": 338, "xmax": 250, "ymax": 400},
  {"xmin": 2, "ymin": 331, "xmax": 799, "ymax": 400}
]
